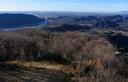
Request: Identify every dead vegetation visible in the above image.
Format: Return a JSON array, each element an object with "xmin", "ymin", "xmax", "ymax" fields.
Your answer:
[{"xmin": 0, "ymin": 29, "xmax": 127, "ymax": 82}]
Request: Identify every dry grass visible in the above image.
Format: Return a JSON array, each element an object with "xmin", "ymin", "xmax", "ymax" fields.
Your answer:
[
  {"xmin": 7, "ymin": 60, "xmax": 67, "ymax": 70},
  {"xmin": 0, "ymin": 62, "xmax": 67, "ymax": 82},
  {"xmin": 0, "ymin": 29, "xmax": 127, "ymax": 82}
]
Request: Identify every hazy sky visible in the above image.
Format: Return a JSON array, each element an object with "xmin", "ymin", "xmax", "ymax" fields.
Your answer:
[{"xmin": 0, "ymin": 0, "xmax": 128, "ymax": 12}]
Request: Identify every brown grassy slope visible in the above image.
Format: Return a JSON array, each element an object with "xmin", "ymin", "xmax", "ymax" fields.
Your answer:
[{"xmin": 0, "ymin": 29, "xmax": 127, "ymax": 82}]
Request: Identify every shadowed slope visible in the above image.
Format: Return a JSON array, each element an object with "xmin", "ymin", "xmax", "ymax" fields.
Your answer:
[{"xmin": 0, "ymin": 14, "xmax": 44, "ymax": 29}]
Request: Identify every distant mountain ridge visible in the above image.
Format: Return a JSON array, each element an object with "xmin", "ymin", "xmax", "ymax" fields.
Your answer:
[
  {"xmin": 44, "ymin": 14, "xmax": 128, "ymax": 32},
  {"xmin": 0, "ymin": 14, "xmax": 45, "ymax": 29},
  {"xmin": 118, "ymin": 11, "xmax": 128, "ymax": 15}
]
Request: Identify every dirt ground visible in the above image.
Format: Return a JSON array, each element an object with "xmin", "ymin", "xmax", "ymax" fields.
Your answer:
[{"xmin": 0, "ymin": 61, "xmax": 68, "ymax": 82}]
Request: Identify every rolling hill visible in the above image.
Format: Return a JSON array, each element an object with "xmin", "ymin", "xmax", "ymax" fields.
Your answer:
[{"xmin": 0, "ymin": 14, "xmax": 45, "ymax": 29}]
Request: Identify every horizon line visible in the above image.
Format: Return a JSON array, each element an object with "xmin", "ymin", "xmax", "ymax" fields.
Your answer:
[{"xmin": 0, "ymin": 10, "xmax": 127, "ymax": 13}]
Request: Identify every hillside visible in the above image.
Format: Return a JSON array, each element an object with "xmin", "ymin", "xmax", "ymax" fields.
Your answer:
[
  {"xmin": 0, "ymin": 14, "xmax": 44, "ymax": 29},
  {"xmin": 0, "ymin": 12, "xmax": 128, "ymax": 82},
  {"xmin": 45, "ymin": 15, "xmax": 128, "ymax": 31},
  {"xmin": 0, "ymin": 29, "xmax": 127, "ymax": 82}
]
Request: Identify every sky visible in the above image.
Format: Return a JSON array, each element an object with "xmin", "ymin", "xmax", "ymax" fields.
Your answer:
[{"xmin": 0, "ymin": 0, "xmax": 128, "ymax": 12}]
